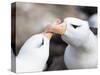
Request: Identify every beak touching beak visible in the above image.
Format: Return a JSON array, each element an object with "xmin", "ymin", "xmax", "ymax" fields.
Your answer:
[{"xmin": 45, "ymin": 21, "xmax": 66, "ymax": 35}]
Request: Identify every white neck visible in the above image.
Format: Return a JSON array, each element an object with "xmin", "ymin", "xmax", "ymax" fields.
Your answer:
[{"xmin": 69, "ymin": 31, "xmax": 97, "ymax": 54}]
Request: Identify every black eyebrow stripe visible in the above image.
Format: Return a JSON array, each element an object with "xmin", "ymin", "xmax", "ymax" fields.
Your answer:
[
  {"xmin": 71, "ymin": 24, "xmax": 80, "ymax": 29},
  {"xmin": 38, "ymin": 38, "xmax": 44, "ymax": 47}
]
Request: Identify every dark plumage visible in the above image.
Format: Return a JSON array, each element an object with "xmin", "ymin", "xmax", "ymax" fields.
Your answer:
[
  {"xmin": 46, "ymin": 55, "xmax": 67, "ymax": 71},
  {"xmin": 45, "ymin": 34, "xmax": 68, "ymax": 71},
  {"xmin": 49, "ymin": 34, "xmax": 68, "ymax": 56},
  {"xmin": 90, "ymin": 27, "xmax": 97, "ymax": 35},
  {"xmin": 79, "ymin": 7, "xmax": 97, "ymax": 17}
]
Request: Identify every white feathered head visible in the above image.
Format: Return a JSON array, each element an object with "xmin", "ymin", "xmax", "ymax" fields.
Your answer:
[{"xmin": 62, "ymin": 17, "xmax": 91, "ymax": 47}]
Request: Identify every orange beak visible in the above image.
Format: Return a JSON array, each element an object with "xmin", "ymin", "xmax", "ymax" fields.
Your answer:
[{"xmin": 45, "ymin": 22, "xmax": 66, "ymax": 35}]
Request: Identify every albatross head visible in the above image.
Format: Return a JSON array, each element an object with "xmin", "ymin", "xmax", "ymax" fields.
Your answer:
[{"xmin": 62, "ymin": 17, "xmax": 91, "ymax": 47}]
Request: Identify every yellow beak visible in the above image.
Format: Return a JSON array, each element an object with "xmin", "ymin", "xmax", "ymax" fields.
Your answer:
[{"xmin": 49, "ymin": 22, "xmax": 66, "ymax": 35}]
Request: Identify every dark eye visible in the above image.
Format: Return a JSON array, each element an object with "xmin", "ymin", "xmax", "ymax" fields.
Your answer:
[
  {"xmin": 71, "ymin": 24, "xmax": 80, "ymax": 29},
  {"xmin": 39, "ymin": 38, "xmax": 44, "ymax": 47}
]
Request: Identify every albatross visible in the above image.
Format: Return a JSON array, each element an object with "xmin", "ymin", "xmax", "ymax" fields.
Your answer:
[
  {"xmin": 16, "ymin": 33, "xmax": 52, "ymax": 73},
  {"xmin": 46, "ymin": 17, "xmax": 98, "ymax": 69}
]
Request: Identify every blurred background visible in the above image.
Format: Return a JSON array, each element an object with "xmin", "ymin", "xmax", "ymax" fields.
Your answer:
[{"xmin": 11, "ymin": 2, "xmax": 97, "ymax": 71}]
